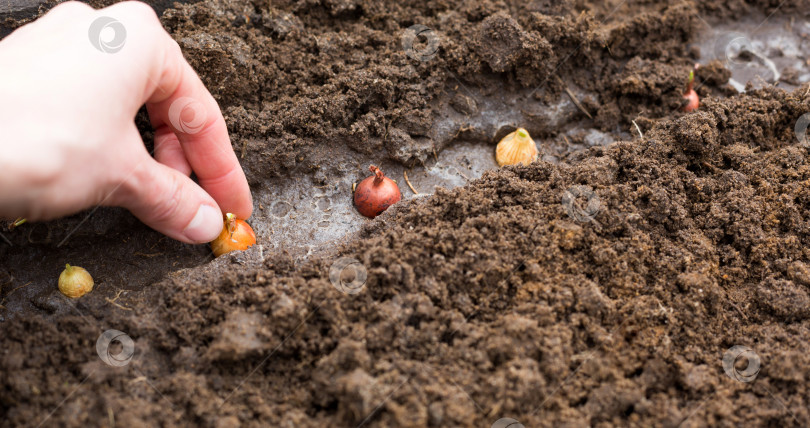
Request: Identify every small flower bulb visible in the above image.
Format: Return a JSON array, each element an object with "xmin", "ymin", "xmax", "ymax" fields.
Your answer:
[
  {"xmin": 210, "ymin": 213, "xmax": 256, "ymax": 257},
  {"xmin": 496, "ymin": 128, "xmax": 538, "ymax": 167},
  {"xmin": 58, "ymin": 264, "xmax": 94, "ymax": 298}
]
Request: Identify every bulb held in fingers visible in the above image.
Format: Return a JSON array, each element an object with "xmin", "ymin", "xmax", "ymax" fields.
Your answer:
[{"xmin": 210, "ymin": 213, "xmax": 256, "ymax": 257}]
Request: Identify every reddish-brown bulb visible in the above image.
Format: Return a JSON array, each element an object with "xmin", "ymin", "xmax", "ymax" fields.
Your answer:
[
  {"xmin": 682, "ymin": 67, "xmax": 699, "ymax": 113},
  {"xmin": 683, "ymin": 89, "xmax": 699, "ymax": 112},
  {"xmin": 353, "ymin": 165, "xmax": 401, "ymax": 218}
]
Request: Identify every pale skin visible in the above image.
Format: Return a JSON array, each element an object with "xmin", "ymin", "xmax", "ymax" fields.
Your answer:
[{"xmin": 0, "ymin": 1, "xmax": 253, "ymax": 244}]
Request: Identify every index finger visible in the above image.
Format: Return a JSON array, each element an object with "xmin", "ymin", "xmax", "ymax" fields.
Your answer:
[{"xmin": 135, "ymin": 14, "xmax": 252, "ymax": 219}]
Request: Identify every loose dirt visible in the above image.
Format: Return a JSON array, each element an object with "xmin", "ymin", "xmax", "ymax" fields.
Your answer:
[{"xmin": 2, "ymin": 0, "xmax": 810, "ymax": 426}]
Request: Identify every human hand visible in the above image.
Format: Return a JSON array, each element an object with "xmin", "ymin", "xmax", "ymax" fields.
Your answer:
[{"xmin": 0, "ymin": 1, "xmax": 252, "ymax": 244}]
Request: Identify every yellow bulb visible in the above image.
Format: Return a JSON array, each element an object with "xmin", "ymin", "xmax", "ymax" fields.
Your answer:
[
  {"xmin": 58, "ymin": 264, "xmax": 94, "ymax": 298},
  {"xmin": 495, "ymin": 127, "xmax": 538, "ymax": 167}
]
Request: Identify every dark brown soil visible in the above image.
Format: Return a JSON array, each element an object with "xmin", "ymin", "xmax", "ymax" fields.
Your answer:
[{"xmin": 3, "ymin": 0, "xmax": 810, "ymax": 426}]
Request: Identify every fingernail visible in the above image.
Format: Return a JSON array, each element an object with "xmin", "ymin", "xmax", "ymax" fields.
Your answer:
[{"xmin": 184, "ymin": 205, "xmax": 222, "ymax": 243}]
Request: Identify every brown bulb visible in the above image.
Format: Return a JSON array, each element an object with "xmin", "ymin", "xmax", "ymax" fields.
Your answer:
[{"xmin": 353, "ymin": 165, "xmax": 402, "ymax": 218}]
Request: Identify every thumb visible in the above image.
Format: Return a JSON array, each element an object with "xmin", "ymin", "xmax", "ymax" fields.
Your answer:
[{"xmin": 111, "ymin": 153, "xmax": 224, "ymax": 244}]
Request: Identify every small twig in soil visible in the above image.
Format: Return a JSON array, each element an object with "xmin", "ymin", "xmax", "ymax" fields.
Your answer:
[
  {"xmin": 403, "ymin": 170, "xmax": 419, "ymax": 195},
  {"xmin": 488, "ymin": 400, "xmax": 504, "ymax": 417},
  {"xmin": 453, "ymin": 125, "xmax": 474, "ymax": 140},
  {"xmin": 106, "ymin": 289, "xmax": 132, "ymax": 311},
  {"xmin": 147, "ymin": 236, "xmax": 168, "ymax": 252},
  {"xmin": 632, "ymin": 120, "xmax": 643, "ymax": 139},
  {"xmin": 134, "ymin": 252, "xmax": 163, "ymax": 258},
  {"xmin": 0, "ymin": 281, "xmax": 32, "ymax": 307},
  {"xmin": 382, "ymin": 117, "xmax": 392, "ymax": 142},
  {"xmin": 557, "ymin": 76, "xmax": 593, "ymax": 119},
  {"xmin": 730, "ymin": 301, "xmax": 748, "ymax": 320},
  {"xmin": 701, "ymin": 161, "xmax": 720, "ymax": 173},
  {"xmin": 454, "ymin": 167, "xmax": 470, "ymax": 181},
  {"xmin": 108, "ymin": 407, "xmax": 115, "ymax": 428}
]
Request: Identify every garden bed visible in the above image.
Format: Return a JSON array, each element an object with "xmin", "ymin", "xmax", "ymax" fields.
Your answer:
[{"xmin": 2, "ymin": 0, "xmax": 810, "ymax": 426}]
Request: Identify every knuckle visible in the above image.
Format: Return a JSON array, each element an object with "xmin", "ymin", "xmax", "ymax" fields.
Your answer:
[
  {"xmin": 105, "ymin": 1, "xmax": 161, "ymax": 29},
  {"xmin": 166, "ymin": 38, "xmax": 182, "ymax": 56},
  {"xmin": 128, "ymin": 1, "xmax": 162, "ymax": 26},
  {"xmin": 147, "ymin": 172, "xmax": 186, "ymax": 225}
]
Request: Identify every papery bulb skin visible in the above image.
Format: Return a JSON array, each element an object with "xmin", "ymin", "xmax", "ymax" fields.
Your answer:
[
  {"xmin": 496, "ymin": 128, "xmax": 538, "ymax": 167},
  {"xmin": 58, "ymin": 264, "xmax": 94, "ymax": 298},
  {"xmin": 210, "ymin": 213, "xmax": 256, "ymax": 257},
  {"xmin": 353, "ymin": 165, "xmax": 402, "ymax": 218}
]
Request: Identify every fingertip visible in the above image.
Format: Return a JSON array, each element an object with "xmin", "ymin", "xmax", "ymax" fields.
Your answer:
[
  {"xmin": 182, "ymin": 203, "xmax": 223, "ymax": 243},
  {"xmin": 198, "ymin": 166, "xmax": 253, "ymax": 220},
  {"xmin": 235, "ymin": 194, "xmax": 254, "ymax": 220},
  {"xmin": 219, "ymin": 201, "xmax": 252, "ymax": 223},
  {"xmin": 113, "ymin": 157, "xmax": 224, "ymax": 245}
]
